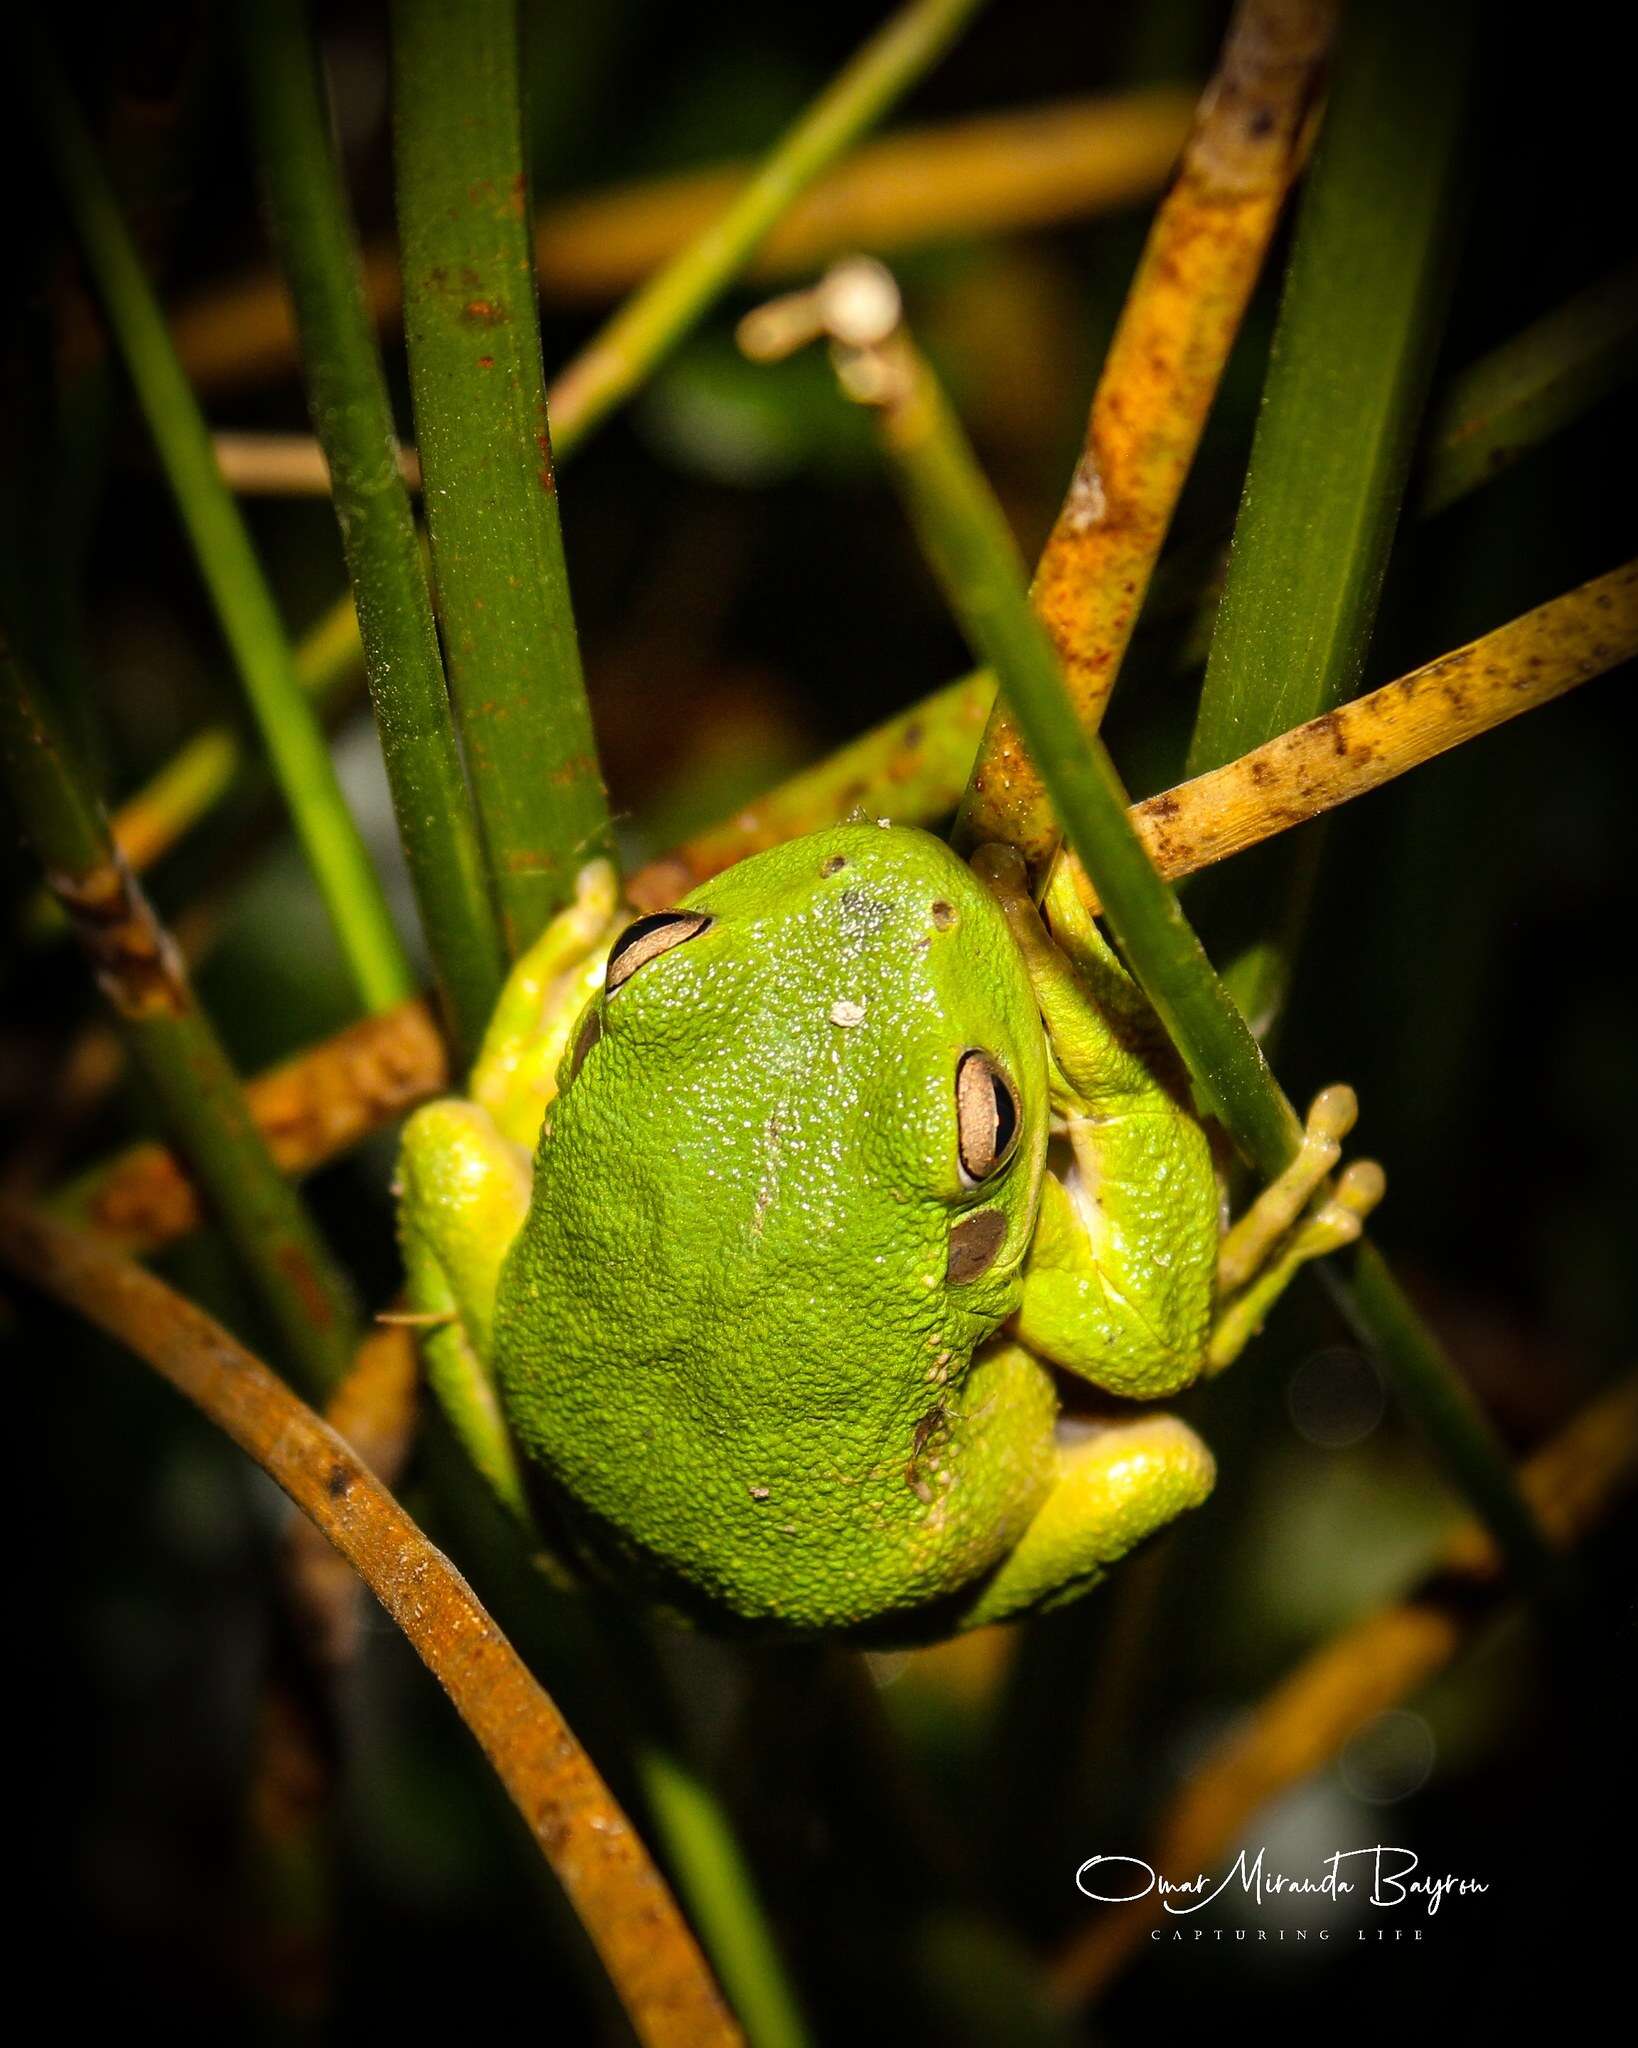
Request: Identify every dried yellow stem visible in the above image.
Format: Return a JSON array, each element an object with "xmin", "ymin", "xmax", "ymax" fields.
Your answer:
[
  {"xmin": 957, "ymin": 0, "xmax": 1335, "ymax": 864},
  {"xmin": 1083, "ymin": 559, "xmax": 1638, "ymax": 906},
  {"xmin": 170, "ymin": 90, "xmax": 1193, "ymax": 396},
  {"xmin": 0, "ymin": 1199, "xmax": 741, "ymax": 2048},
  {"xmin": 58, "ymin": 996, "xmax": 447, "ymax": 1253}
]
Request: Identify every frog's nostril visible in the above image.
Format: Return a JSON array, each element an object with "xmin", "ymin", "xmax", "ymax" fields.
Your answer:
[{"xmin": 947, "ymin": 1210, "xmax": 1006, "ymax": 1284}]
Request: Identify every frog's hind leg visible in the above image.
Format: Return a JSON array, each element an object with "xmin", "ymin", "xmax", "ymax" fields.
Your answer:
[
  {"xmin": 956, "ymin": 1410, "xmax": 1214, "ymax": 1631},
  {"xmin": 470, "ymin": 857, "xmax": 622, "ymax": 1149},
  {"xmin": 396, "ymin": 1099, "xmax": 533, "ymax": 1520}
]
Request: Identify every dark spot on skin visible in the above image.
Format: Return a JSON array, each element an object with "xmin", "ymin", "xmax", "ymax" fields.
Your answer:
[
  {"xmin": 946, "ymin": 1210, "xmax": 1006, "ymax": 1284},
  {"xmin": 820, "ymin": 854, "xmax": 847, "ymax": 876},
  {"xmin": 327, "ymin": 1463, "xmax": 352, "ymax": 1500},
  {"xmin": 567, "ymin": 1005, "xmax": 602, "ymax": 1081},
  {"xmin": 930, "ymin": 900, "xmax": 955, "ymax": 930},
  {"xmin": 1248, "ymin": 107, "xmax": 1276, "ymax": 138},
  {"xmin": 1248, "ymin": 757, "xmax": 1272, "ymax": 785},
  {"xmin": 1147, "ymin": 793, "xmax": 1180, "ymax": 819}
]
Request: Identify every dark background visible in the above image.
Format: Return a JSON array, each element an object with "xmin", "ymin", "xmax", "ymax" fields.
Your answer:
[{"xmin": 8, "ymin": 0, "xmax": 1635, "ymax": 2039}]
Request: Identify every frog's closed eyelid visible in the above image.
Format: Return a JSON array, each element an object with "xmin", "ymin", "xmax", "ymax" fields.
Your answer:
[
  {"xmin": 955, "ymin": 1050, "xmax": 1020, "ymax": 1184},
  {"xmin": 605, "ymin": 910, "xmax": 713, "ymax": 993}
]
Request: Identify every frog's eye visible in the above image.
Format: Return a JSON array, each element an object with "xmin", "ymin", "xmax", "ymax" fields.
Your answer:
[
  {"xmin": 955, "ymin": 1050, "xmax": 1021, "ymax": 1184},
  {"xmin": 605, "ymin": 910, "xmax": 712, "ymax": 994}
]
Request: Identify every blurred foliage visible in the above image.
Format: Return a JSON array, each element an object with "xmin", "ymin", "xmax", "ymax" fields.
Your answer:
[{"xmin": 6, "ymin": 0, "xmax": 1633, "ymax": 2040}]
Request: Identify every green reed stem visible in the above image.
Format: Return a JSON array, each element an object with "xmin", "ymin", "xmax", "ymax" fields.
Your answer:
[
  {"xmin": 392, "ymin": 0, "xmax": 609, "ymax": 955},
  {"xmin": 33, "ymin": 34, "xmax": 413, "ymax": 1015},
  {"xmin": 242, "ymin": 0, "xmax": 506, "ymax": 1063},
  {"xmin": 1186, "ymin": 0, "xmax": 1473, "ymax": 782}
]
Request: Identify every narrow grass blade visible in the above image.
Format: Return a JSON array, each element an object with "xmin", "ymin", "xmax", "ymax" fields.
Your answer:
[
  {"xmin": 1419, "ymin": 260, "xmax": 1638, "ymax": 517},
  {"xmin": 82, "ymin": 265, "xmax": 1632, "ymax": 924},
  {"xmin": 241, "ymin": 0, "xmax": 506, "ymax": 1063},
  {"xmin": 33, "ymin": 35, "xmax": 414, "ymax": 1016},
  {"xmin": 548, "ymin": 0, "xmax": 989, "ymax": 458}
]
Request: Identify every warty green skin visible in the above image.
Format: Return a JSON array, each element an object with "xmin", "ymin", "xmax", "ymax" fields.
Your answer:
[
  {"xmin": 494, "ymin": 825, "xmax": 1054, "ymax": 1634},
  {"xmin": 400, "ymin": 822, "xmax": 1248, "ymax": 1644}
]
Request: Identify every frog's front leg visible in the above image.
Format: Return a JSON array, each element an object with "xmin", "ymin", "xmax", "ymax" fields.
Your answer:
[
  {"xmin": 975, "ymin": 847, "xmax": 1383, "ymax": 1393},
  {"xmin": 973, "ymin": 845, "xmax": 1221, "ymax": 1400},
  {"xmin": 397, "ymin": 858, "xmax": 625, "ymax": 1520},
  {"xmin": 397, "ymin": 1099, "xmax": 534, "ymax": 1518},
  {"xmin": 471, "ymin": 857, "xmax": 622, "ymax": 1150}
]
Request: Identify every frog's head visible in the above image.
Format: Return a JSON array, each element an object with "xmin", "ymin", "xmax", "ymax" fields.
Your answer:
[{"xmin": 521, "ymin": 823, "xmax": 1049, "ymax": 1402}]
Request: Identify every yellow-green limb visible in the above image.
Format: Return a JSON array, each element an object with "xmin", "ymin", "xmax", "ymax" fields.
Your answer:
[
  {"xmin": 240, "ymin": 0, "xmax": 505, "ymax": 1065},
  {"xmin": 52, "ymin": 561, "xmax": 1632, "ymax": 1258},
  {"xmin": 0, "ymin": 628, "xmax": 359, "ymax": 1396},
  {"xmin": 391, "ymin": 0, "xmax": 610, "ymax": 954},
  {"xmin": 812, "ymin": 292, "xmax": 1554, "ymax": 1590},
  {"xmin": 32, "ymin": 33, "xmax": 413, "ymax": 1016}
]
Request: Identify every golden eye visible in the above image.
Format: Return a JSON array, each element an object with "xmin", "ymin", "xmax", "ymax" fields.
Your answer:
[
  {"xmin": 605, "ymin": 911, "xmax": 712, "ymax": 994},
  {"xmin": 955, "ymin": 1050, "xmax": 1020, "ymax": 1184}
]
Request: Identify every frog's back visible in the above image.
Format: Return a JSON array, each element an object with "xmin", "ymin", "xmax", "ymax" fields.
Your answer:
[{"xmin": 495, "ymin": 825, "xmax": 1050, "ymax": 1633}]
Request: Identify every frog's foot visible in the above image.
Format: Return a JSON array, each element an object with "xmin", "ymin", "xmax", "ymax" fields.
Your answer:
[
  {"xmin": 1207, "ymin": 1088, "xmax": 1386, "ymax": 1375},
  {"xmin": 397, "ymin": 1098, "xmax": 533, "ymax": 1519},
  {"xmin": 471, "ymin": 857, "xmax": 624, "ymax": 1150},
  {"xmin": 956, "ymin": 1412, "xmax": 1214, "ymax": 1631}
]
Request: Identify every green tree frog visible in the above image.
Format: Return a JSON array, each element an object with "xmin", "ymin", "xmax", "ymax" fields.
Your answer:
[{"xmin": 397, "ymin": 823, "xmax": 1380, "ymax": 1641}]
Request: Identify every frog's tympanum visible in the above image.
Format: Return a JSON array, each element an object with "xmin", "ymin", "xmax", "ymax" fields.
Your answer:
[{"xmin": 398, "ymin": 824, "xmax": 1378, "ymax": 1641}]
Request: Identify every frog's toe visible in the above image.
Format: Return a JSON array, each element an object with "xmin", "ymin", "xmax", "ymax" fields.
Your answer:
[{"xmin": 956, "ymin": 1411, "xmax": 1214, "ymax": 1630}]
